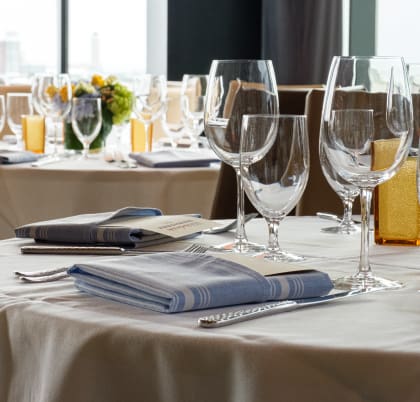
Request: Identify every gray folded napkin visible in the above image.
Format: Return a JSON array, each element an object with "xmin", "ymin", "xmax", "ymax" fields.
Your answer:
[
  {"xmin": 0, "ymin": 149, "xmax": 40, "ymax": 164},
  {"xmin": 129, "ymin": 150, "xmax": 220, "ymax": 168},
  {"xmin": 15, "ymin": 207, "xmax": 174, "ymax": 247},
  {"xmin": 68, "ymin": 252, "xmax": 334, "ymax": 313}
]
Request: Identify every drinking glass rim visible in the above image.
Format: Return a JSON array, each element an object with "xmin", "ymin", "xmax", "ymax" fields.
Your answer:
[
  {"xmin": 211, "ymin": 59, "xmax": 274, "ymax": 64},
  {"xmin": 333, "ymin": 55, "xmax": 405, "ymax": 61}
]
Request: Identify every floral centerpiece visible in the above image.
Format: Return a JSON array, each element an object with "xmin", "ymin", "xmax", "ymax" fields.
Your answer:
[{"xmin": 64, "ymin": 74, "xmax": 134, "ymax": 151}]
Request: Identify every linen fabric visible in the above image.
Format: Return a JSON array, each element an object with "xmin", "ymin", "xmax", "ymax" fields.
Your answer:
[
  {"xmin": 14, "ymin": 207, "xmax": 166, "ymax": 246},
  {"xmin": 0, "ymin": 149, "xmax": 39, "ymax": 164},
  {"xmin": 67, "ymin": 251, "xmax": 334, "ymax": 313},
  {"xmin": 129, "ymin": 150, "xmax": 220, "ymax": 168}
]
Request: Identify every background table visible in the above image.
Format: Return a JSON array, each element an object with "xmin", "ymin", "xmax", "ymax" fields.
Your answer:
[
  {"xmin": 1, "ymin": 217, "xmax": 420, "ymax": 402},
  {"xmin": 0, "ymin": 157, "xmax": 220, "ymax": 239}
]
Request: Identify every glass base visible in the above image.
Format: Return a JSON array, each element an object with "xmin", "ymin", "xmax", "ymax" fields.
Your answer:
[
  {"xmin": 321, "ymin": 223, "xmax": 360, "ymax": 235},
  {"xmin": 214, "ymin": 240, "xmax": 265, "ymax": 254},
  {"xmin": 334, "ymin": 273, "xmax": 403, "ymax": 291}
]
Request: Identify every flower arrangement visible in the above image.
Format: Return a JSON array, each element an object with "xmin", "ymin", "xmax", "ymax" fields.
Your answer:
[{"xmin": 65, "ymin": 74, "xmax": 134, "ymax": 151}]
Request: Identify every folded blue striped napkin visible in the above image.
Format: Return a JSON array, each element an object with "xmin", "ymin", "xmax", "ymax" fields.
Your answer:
[
  {"xmin": 67, "ymin": 252, "xmax": 334, "ymax": 313},
  {"xmin": 129, "ymin": 150, "xmax": 220, "ymax": 168},
  {"xmin": 15, "ymin": 207, "xmax": 167, "ymax": 246},
  {"xmin": 0, "ymin": 149, "xmax": 40, "ymax": 164}
]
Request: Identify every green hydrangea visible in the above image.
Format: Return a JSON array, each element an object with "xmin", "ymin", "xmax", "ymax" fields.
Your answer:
[{"xmin": 106, "ymin": 82, "xmax": 134, "ymax": 125}]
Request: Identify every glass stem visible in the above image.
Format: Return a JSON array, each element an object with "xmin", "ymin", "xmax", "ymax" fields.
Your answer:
[
  {"xmin": 358, "ymin": 188, "xmax": 373, "ymax": 275},
  {"xmin": 266, "ymin": 218, "xmax": 280, "ymax": 252},
  {"xmin": 341, "ymin": 195, "xmax": 354, "ymax": 225},
  {"xmin": 82, "ymin": 143, "xmax": 89, "ymax": 158},
  {"xmin": 234, "ymin": 167, "xmax": 248, "ymax": 245},
  {"xmin": 53, "ymin": 120, "xmax": 60, "ymax": 155}
]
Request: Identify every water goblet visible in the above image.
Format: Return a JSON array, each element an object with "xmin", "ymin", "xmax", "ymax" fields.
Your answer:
[
  {"xmin": 181, "ymin": 74, "xmax": 208, "ymax": 147},
  {"xmin": 71, "ymin": 98, "xmax": 102, "ymax": 159},
  {"xmin": 6, "ymin": 93, "xmax": 33, "ymax": 150},
  {"xmin": 321, "ymin": 56, "xmax": 413, "ymax": 291},
  {"xmin": 241, "ymin": 114, "xmax": 309, "ymax": 262},
  {"xmin": 37, "ymin": 73, "xmax": 72, "ymax": 156},
  {"xmin": 0, "ymin": 95, "xmax": 5, "ymax": 134},
  {"xmin": 133, "ymin": 74, "xmax": 167, "ymax": 152},
  {"xmin": 204, "ymin": 59, "xmax": 279, "ymax": 253},
  {"xmin": 319, "ymin": 134, "xmax": 360, "ymax": 234}
]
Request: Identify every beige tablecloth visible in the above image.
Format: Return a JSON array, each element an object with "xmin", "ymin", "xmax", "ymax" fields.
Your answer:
[
  {"xmin": 0, "ymin": 157, "xmax": 220, "ymax": 239},
  {"xmin": 1, "ymin": 217, "xmax": 420, "ymax": 402}
]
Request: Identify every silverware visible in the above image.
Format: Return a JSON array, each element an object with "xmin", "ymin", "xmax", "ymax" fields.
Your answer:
[
  {"xmin": 31, "ymin": 155, "xmax": 62, "ymax": 167},
  {"xmin": 316, "ymin": 212, "xmax": 361, "ymax": 224},
  {"xmin": 16, "ymin": 243, "xmax": 218, "ymax": 283},
  {"xmin": 20, "ymin": 245, "xmax": 145, "ymax": 255},
  {"xmin": 203, "ymin": 213, "xmax": 258, "ymax": 235},
  {"xmin": 198, "ymin": 289, "xmax": 368, "ymax": 328}
]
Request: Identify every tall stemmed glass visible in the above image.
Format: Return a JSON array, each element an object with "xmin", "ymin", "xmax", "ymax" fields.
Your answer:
[
  {"xmin": 181, "ymin": 74, "xmax": 208, "ymax": 148},
  {"xmin": 0, "ymin": 95, "xmax": 5, "ymax": 134},
  {"xmin": 37, "ymin": 73, "xmax": 72, "ymax": 157},
  {"xmin": 241, "ymin": 114, "xmax": 309, "ymax": 261},
  {"xmin": 319, "ymin": 139, "xmax": 360, "ymax": 234},
  {"xmin": 321, "ymin": 56, "xmax": 413, "ymax": 291},
  {"xmin": 6, "ymin": 93, "xmax": 33, "ymax": 150},
  {"xmin": 204, "ymin": 60, "xmax": 279, "ymax": 253},
  {"xmin": 133, "ymin": 74, "xmax": 167, "ymax": 152},
  {"xmin": 71, "ymin": 98, "xmax": 102, "ymax": 159}
]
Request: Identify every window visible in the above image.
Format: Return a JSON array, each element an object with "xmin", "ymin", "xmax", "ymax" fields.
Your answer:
[
  {"xmin": 0, "ymin": 0, "xmax": 167, "ymax": 82},
  {"xmin": 0, "ymin": 0, "xmax": 58, "ymax": 81}
]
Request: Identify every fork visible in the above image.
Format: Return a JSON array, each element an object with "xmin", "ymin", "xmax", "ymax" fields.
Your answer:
[{"xmin": 15, "ymin": 242, "xmax": 219, "ymax": 283}]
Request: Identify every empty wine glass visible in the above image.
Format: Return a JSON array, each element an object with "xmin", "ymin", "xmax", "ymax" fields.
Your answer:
[
  {"xmin": 321, "ymin": 56, "xmax": 413, "ymax": 291},
  {"xmin": 7, "ymin": 93, "xmax": 33, "ymax": 150},
  {"xmin": 71, "ymin": 98, "xmax": 102, "ymax": 159},
  {"xmin": 181, "ymin": 74, "xmax": 208, "ymax": 147},
  {"xmin": 241, "ymin": 114, "xmax": 309, "ymax": 261},
  {"xmin": 0, "ymin": 95, "xmax": 5, "ymax": 134},
  {"xmin": 133, "ymin": 74, "xmax": 167, "ymax": 152},
  {"xmin": 319, "ymin": 130, "xmax": 360, "ymax": 234},
  {"xmin": 37, "ymin": 73, "xmax": 72, "ymax": 156},
  {"xmin": 204, "ymin": 59, "xmax": 279, "ymax": 253}
]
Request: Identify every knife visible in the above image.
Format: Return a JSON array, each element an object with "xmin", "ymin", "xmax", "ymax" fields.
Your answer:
[
  {"xmin": 21, "ymin": 245, "xmax": 139, "ymax": 255},
  {"xmin": 198, "ymin": 289, "xmax": 368, "ymax": 328}
]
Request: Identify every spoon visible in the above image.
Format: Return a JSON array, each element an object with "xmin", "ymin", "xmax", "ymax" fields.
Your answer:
[
  {"xmin": 316, "ymin": 212, "xmax": 361, "ymax": 224},
  {"xmin": 204, "ymin": 213, "xmax": 258, "ymax": 235}
]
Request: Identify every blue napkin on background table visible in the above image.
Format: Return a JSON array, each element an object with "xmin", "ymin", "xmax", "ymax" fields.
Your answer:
[
  {"xmin": 0, "ymin": 149, "xmax": 40, "ymax": 164},
  {"xmin": 15, "ymin": 207, "xmax": 169, "ymax": 247},
  {"xmin": 129, "ymin": 150, "xmax": 220, "ymax": 168},
  {"xmin": 67, "ymin": 252, "xmax": 334, "ymax": 313}
]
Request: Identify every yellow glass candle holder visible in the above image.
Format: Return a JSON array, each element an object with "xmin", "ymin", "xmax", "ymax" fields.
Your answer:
[
  {"xmin": 373, "ymin": 138, "xmax": 420, "ymax": 245},
  {"xmin": 22, "ymin": 115, "xmax": 45, "ymax": 154},
  {"xmin": 130, "ymin": 118, "xmax": 153, "ymax": 152}
]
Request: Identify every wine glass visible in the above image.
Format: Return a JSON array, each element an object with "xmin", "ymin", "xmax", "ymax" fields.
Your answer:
[
  {"xmin": 133, "ymin": 74, "xmax": 167, "ymax": 152},
  {"xmin": 6, "ymin": 93, "xmax": 33, "ymax": 150},
  {"xmin": 181, "ymin": 74, "xmax": 208, "ymax": 148},
  {"xmin": 321, "ymin": 56, "xmax": 413, "ymax": 291},
  {"xmin": 37, "ymin": 73, "xmax": 72, "ymax": 156},
  {"xmin": 241, "ymin": 114, "xmax": 309, "ymax": 261},
  {"xmin": 204, "ymin": 59, "xmax": 279, "ymax": 253},
  {"xmin": 71, "ymin": 98, "xmax": 102, "ymax": 159},
  {"xmin": 0, "ymin": 95, "xmax": 6, "ymax": 135},
  {"xmin": 319, "ymin": 136, "xmax": 360, "ymax": 234}
]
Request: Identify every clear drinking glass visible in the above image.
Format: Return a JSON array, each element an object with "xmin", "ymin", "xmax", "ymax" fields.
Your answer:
[
  {"xmin": 319, "ymin": 124, "xmax": 360, "ymax": 234},
  {"xmin": 0, "ymin": 95, "xmax": 6, "ymax": 134},
  {"xmin": 133, "ymin": 74, "xmax": 167, "ymax": 152},
  {"xmin": 204, "ymin": 59, "xmax": 279, "ymax": 253},
  {"xmin": 181, "ymin": 74, "xmax": 208, "ymax": 147},
  {"xmin": 241, "ymin": 114, "xmax": 309, "ymax": 261},
  {"xmin": 6, "ymin": 93, "xmax": 33, "ymax": 149},
  {"xmin": 37, "ymin": 73, "xmax": 72, "ymax": 156},
  {"xmin": 71, "ymin": 98, "xmax": 102, "ymax": 159},
  {"xmin": 321, "ymin": 56, "xmax": 413, "ymax": 291}
]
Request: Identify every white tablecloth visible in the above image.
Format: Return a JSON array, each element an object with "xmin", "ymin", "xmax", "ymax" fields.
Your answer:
[
  {"xmin": 1, "ymin": 217, "xmax": 420, "ymax": 402},
  {"xmin": 0, "ymin": 157, "xmax": 220, "ymax": 239}
]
